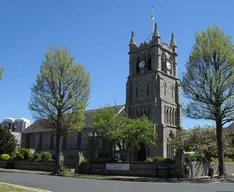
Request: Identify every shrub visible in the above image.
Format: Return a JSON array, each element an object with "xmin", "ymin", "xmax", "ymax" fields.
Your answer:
[
  {"xmin": 145, "ymin": 157, "xmax": 153, "ymax": 162},
  {"xmin": 11, "ymin": 151, "xmax": 24, "ymax": 160},
  {"xmin": 0, "ymin": 126, "xmax": 17, "ymax": 155},
  {"xmin": 153, "ymin": 156, "xmax": 164, "ymax": 162},
  {"xmin": 224, "ymin": 157, "xmax": 233, "ymax": 162},
  {"xmin": 0, "ymin": 154, "xmax": 11, "ymax": 161},
  {"xmin": 33, "ymin": 152, "xmax": 41, "ymax": 161},
  {"xmin": 41, "ymin": 152, "xmax": 52, "ymax": 161},
  {"xmin": 186, "ymin": 153, "xmax": 196, "ymax": 162},
  {"xmin": 18, "ymin": 148, "xmax": 32, "ymax": 160}
]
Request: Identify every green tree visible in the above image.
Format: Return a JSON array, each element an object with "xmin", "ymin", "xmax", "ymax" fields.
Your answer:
[
  {"xmin": 29, "ymin": 47, "xmax": 90, "ymax": 174},
  {"xmin": 93, "ymin": 105, "xmax": 156, "ymax": 161},
  {"xmin": 182, "ymin": 25, "xmax": 234, "ymax": 176},
  {"xmin": 0, "ymin": 125, "xmax": 17, "ymax": 155},
  {"xmin": 174, "ymin": 126, "xmax": 234, "ymax": 158}
]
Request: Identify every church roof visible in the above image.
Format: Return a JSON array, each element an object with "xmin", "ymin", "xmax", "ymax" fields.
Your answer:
[{"xmin": 22, "ymin": 105, "xmax": 125, "ymax": 134}]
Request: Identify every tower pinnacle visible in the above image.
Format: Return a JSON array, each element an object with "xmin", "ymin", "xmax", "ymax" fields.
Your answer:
[
  {"xmin": 129, "ymin": 31, "xmax": 136, "ymax": 46},
  {"xmin": 153, "ymin": 23, "xmax": 160, "ymax": 38},
  {"xmin": 170, "ymin": 33, "xmax": 176, "ymax": 47}
]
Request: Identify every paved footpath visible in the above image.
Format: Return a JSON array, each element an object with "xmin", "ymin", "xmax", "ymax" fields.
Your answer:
[{"xmin": 1, "ymin": 172, "xmax": 234, "ymax": 192}]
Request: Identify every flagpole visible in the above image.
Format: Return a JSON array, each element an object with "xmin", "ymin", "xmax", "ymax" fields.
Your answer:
[{"xmin": 151, "ymin": 6, "xmax": 155, "ymax": 34}]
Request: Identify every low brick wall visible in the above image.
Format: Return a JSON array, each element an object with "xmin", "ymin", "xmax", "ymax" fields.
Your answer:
[
  {"xmin": 0, "ymin": 160, "xmax": 56, "ymax": 172},
  {"xmin": 79, "ymin": 162, "xmax": 176, "ymax": 178}
]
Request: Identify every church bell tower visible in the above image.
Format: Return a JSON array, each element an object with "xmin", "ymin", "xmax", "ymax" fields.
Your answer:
[{"xmin": 125, "ymin": 19, "xmax": 182, "ymax": 160}]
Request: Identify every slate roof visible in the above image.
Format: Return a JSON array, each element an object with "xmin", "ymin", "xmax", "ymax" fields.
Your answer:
[{"xmin": 22, "ymin": 105, "xmax": 125, "ymax": 134}]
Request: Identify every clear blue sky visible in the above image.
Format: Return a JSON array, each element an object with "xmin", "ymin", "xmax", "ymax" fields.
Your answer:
[{"xmin": 0, "ymin": 0, "xmax": 233, "ymax": 129}]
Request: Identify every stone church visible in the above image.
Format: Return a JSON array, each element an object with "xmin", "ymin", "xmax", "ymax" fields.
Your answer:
[{"xmin": 21, "ymin": 23, "xmax": 182, "ymax": 166}]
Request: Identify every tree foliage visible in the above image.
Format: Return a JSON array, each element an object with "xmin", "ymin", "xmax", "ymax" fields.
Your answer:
[
  {"xmin": 29, "ymin": 46, "xmax": 90, "ymax": 174},
  {"xmin": 181, "ymin": 25, "xmax": 234, "ymax": 176},
  {"xmin": 0, "ymin": 126, "xmax": 17, "ymax": 155},
  {"xmin": 182, "ymin": 26, "xmax": 234, "ymax": 123},
  {"xmin": 174, "ymin": 126, "xmax": 234, "ymax": 158},
  {"xmin": 93, "ymin": 105, "xmax": 157, "ymax": 160}
]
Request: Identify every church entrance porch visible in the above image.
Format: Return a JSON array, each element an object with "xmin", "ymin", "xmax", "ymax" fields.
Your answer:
[
  {"xmin": 138, "ymin": 143, "xmax": 147, "ymax": 161},
  {"xmin": 131, "ymin": 144, "xmax": 147, "ymax": 161}
]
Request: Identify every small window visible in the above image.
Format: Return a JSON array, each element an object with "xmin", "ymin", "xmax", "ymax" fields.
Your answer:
[
  {"xmin": 148, "ymin": 53, "xmax": 152, "ymax": 71},
  {"xmin": 172, "ymin": 86, "xmax": 175, "ymax": 98},
  {"xmin": 136, "ymin": 85, "xmax": 139, "ymax": 98},
  {"xmin": 148, "ymin": 108, "xmax": 151, "ymax": 120},
  {"xmin": 136, "ymin": 56, "xmax": 140, "ymax": 74},
  {"xmin": 164, "ymin": 107, "xmax": 167, "ymax": 124},
  {"xmin": 50, "ymin": 134, "xmax": 54, "ymax": 149},
  {"xmin": 146, "ymin": 83, "xmax": 150, "ymax": 95},
  {"xmin": 164, "ymin": 83, "xmax": 167, "ymax": 96},
  {"xmin": 161, "ymin": 54, "xmax": 166, "ymax": 72}
]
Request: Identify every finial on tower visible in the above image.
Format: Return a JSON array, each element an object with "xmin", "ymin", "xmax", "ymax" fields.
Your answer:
[
  {"xmin": 153, "ymin": 23, "xmax": 160, "ymax": 38},
  {"xmin": 129, "ymin": 31, "xmax": 136, "ymax": 46},
  {"xmin": 170, "ymin": 33, "xmax": 176, "ymax": 47}
]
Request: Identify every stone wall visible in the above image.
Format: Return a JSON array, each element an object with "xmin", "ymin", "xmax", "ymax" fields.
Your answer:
[
  {"xmin": 192, "ymin": 162, "xmax": 234, "ymax": 177},
  {"xmin": 78, "ymin": 162, "xmax": 234, "ymax": 178},
  {"xmin": 78, "ymin": 162, "xmax": 176, "ymax": 178},
  {"xmin": 0, "ymin": 160, "xmax": 56, "ymax": 172}
]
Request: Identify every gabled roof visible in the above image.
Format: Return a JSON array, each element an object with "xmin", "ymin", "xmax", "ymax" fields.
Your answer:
[{"xmin": 22, "ymin": 105, "xmax": 125, "ymax": 134}]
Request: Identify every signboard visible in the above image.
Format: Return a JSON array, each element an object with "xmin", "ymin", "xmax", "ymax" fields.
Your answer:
[{"xmin": 106, "ymin": 163, "xmax": 130, "ymax": 171}]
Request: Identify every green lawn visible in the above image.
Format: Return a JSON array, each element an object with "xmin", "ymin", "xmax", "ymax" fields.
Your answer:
[{"xmin": 0, "ymin": 183, "xmax": 23, "ymax": 192}]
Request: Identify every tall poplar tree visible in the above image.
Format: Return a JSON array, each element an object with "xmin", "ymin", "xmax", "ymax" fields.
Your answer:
[
  {"xmin": 182, "ymin": 26, "xmax": 234, "ymax": 176},
  {"xmin": 29, "ymin": 47, "xmax": 90, "ymax": 174}
]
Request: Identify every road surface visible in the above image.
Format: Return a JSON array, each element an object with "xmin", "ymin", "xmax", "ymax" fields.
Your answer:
[{"xmin": 0, "ymin": 172, "xmax": 234, "ymax": 192}]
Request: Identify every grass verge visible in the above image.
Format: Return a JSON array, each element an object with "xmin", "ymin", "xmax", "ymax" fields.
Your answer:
[
  {"xmin": 0, "ymin": 183, "xmax": 23, "ymax": 192},
  {"xmin": 62, "ymin": 172, "xmax": 112, "ymax": 180},
  {"xmin": 61, "ymin": 172, "xmax": 167, "ymax": 182}
]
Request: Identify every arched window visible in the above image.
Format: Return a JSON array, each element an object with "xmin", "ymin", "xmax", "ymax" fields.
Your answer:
[
  {"xmin": 163, "ymin": 82, "xmax": 167, "ymax": 96},
  {"xmin": 166, "ymin": 108, "xmax": 169, "ymax": 124},
  {"xmin": 136, "ymin": 85, "xmax": 139, "ymax": 98},
  {"xmin": 136, "ymin": 56, "xmax": 140, "ymax": 74},
  {"xmin": 132, "ymin": 109, "xmax": 136, "ymax": 118},
  {"xmin": 140, "ymin": 108, "xmax": 144, "ymax": 117},
  {"xmin": 161, "ymin": 53, "xmax": 166, "ymax": 72},
  {"xmin": 171, "ymin": 108, "xmax": 174, "ymax": 125},
  {"xmin": 148, "ymin": 53, "xmax": 152, "ymax": 71},
  {"xmin": 148, "ymin": 108, "xmax": 151, "ymax": 120},
  {"xmin": 171, "ymin": 86, "xmax": 175, "ymax": 98},
  {"xmin": 167, "ymin": 132, "xmax": 175, "ymax": 159},
  {"xmin": 169, "ymin": 108, "xmax": 172, "ymax": 125},
  {"xmin": 164, "ymin": 106, "xmax": 167, "ymax": 124},
  {"xmin": 136, "ymin": 109, "xmax": 140, "ymax": 118},
  {"xmin": 174, "ymin": 111, "xmax": 177, "ymax": 125},
  {"xmin": 144, "ymin": 108, "xmax": 148, "ymax": 117},
  {"xmin": 172, "ymin": 109, "xmax": 174, "ymax": 125},
  {"xmin": 146, "ymin": 83, "xmax": 150, "ymax": 96}
]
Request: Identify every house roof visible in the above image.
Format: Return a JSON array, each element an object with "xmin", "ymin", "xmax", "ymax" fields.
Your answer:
[{"xmin": 22, "ymin": 105, "xmax": 125, "ymax": 134}]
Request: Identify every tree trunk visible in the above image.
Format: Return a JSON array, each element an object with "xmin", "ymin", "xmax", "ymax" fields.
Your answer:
[
  {"xmin": 216, "ymin": 119, "xmax": 225, "ymax": 177},
  {"xmin": 54, "ymin": 133, "xmax": 62, "ymax": 175}
]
